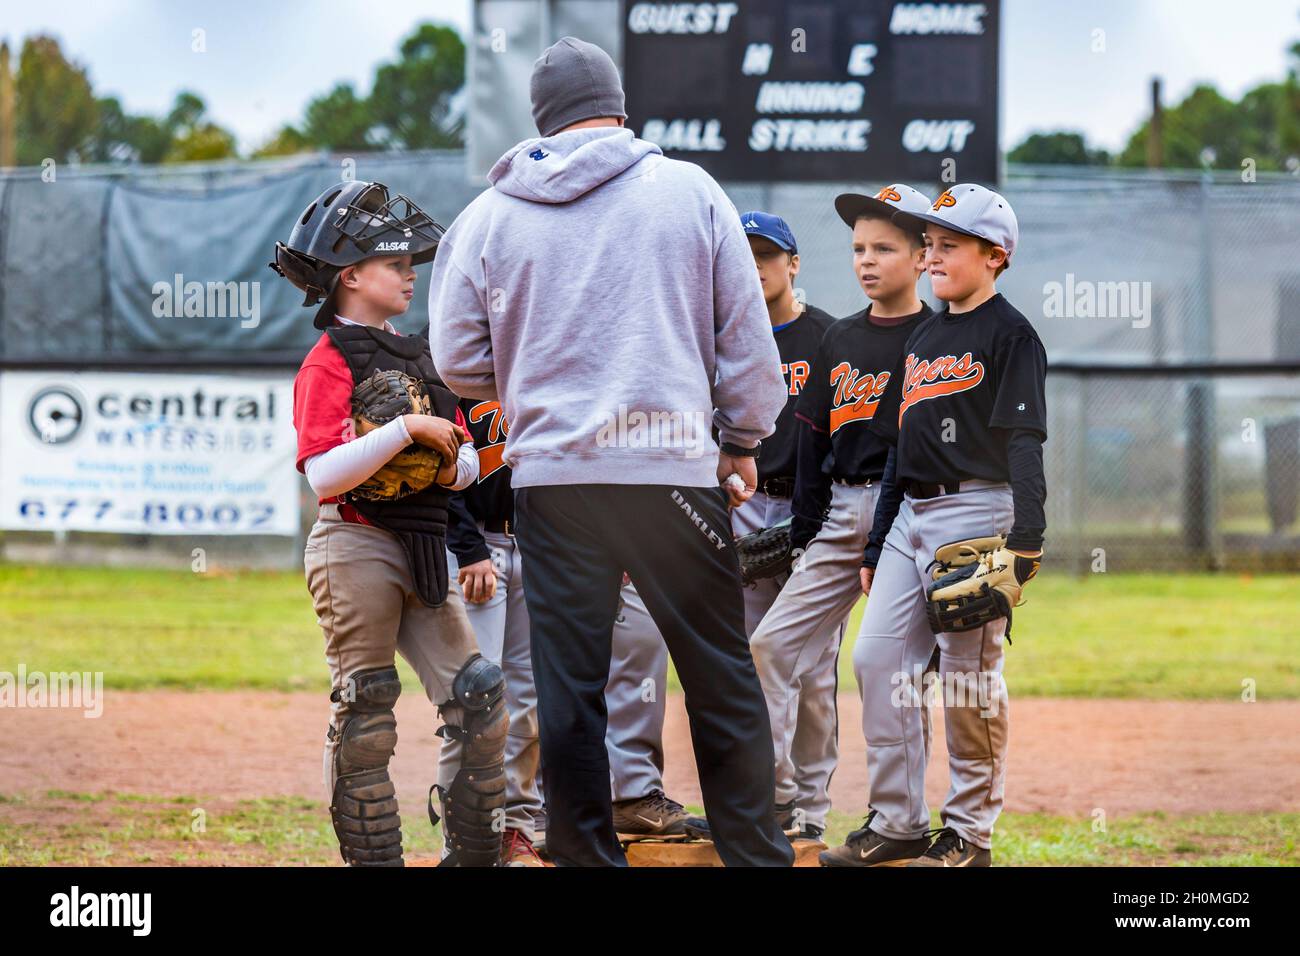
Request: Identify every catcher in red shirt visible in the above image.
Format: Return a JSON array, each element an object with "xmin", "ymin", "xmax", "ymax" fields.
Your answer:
[{"xmin": 271, "ymin": 180, "xmax": 506, "ymax": 867}]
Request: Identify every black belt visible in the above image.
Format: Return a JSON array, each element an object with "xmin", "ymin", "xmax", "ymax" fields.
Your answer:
[
  {"xmin": 905, "ymin": 480, "xmax": 963, "ymax": 500},
  {"xmin": 759, "ymin": 477, "xmax": 795, "ymax": 498},
  {"xmin": 481, "ymin": 518, "xmax": 512, "ymax": 536},
  {"xmin": 907, "ymin": 479, "xmax": 998, "ymax": 500}
]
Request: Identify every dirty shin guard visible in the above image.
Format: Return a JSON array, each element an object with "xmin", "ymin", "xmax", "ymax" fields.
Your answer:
[
  {"xmin": 429, "ymin": 654, "xmax": 507, "ymax": 866},
  {"xmin": 329, "ymin": 666, "xmax": 403, "ymax": 866}
]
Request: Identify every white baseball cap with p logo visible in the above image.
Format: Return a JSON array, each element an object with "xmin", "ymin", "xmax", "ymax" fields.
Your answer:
[
  {"xmin": 834, "ymin": 183, "xmax": 933, "ymax": 231},
  {"xmin": 894, "ymin": 183, "xmax": 1019, "ymax": 263}
]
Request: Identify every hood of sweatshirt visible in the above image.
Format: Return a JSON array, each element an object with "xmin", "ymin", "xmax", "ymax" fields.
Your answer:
[{"xmin": 488, "ymin": 126, "xmax": 662, "ymax": 204}]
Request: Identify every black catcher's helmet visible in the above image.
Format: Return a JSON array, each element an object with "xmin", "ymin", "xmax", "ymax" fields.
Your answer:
[{"xmin": 269, "ymin": 180, "xmax": 445, "ymax": 328}]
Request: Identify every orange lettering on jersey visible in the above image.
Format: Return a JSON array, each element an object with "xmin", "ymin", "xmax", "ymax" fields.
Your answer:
[
  {"xmin": 469, "ymin": 401, "xmax": 509, "ymax": 481},
  {"xmin": 897, "ymin": 351, "xmax": 984, "ymax": 426},
  {"xmin": 469, "ymin": 401, "xmax": 508, "ymax": 443},
  {"xmin": 828, "ymin": 362, "xmax": 890, "ymax": 434},
  {"xmin": 782, "ymin": 360, "xmax": 811, "ymax": 396},
  {"xmin": 875, "ymin": 186, "xmax": 902, "ymax": 204},
  {"xmin": 933, "ymin": 190, "xmax": 957, "ymax": 210},
  {"xmin": 477, "ymin": 441, "xmax": 507, "ymax": 482}
]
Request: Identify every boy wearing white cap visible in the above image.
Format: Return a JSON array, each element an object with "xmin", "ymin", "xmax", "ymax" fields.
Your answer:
[
  {"xmin": 747, "ymin": 185, "xmax": 934, "ymax": 843},
  {"xmin": 820, "ymin": 185, "xmax": 1047, "ymax": 867}
]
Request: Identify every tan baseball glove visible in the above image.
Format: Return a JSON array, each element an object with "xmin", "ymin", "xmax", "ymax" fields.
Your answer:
[{"xmin": 925, "ymin": 534, "xmax": 1041, "ymax": 636}]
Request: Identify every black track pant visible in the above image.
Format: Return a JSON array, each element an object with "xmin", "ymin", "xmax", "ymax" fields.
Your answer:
[{"xmin": 512, "ymin": 483, "xmax": 795, "ymax": 867}]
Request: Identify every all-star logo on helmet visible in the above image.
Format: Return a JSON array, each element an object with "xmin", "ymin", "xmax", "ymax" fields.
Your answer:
[{"xmin": 268, "ymin": 180, "xmax": 445, "ymax": 329}]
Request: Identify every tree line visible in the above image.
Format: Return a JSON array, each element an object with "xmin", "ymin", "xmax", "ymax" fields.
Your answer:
[
  {"xmin": 1009, "ymin": 36, "xmax": 1300, "ymax": 171},
  {"xmin": 0, "ymin": 23, "xmax": 465, "ymax": 166}
]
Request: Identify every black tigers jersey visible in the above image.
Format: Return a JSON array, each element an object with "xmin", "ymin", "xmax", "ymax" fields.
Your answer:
[
  {"xmin": 871, "ymin": 293, "xmax": 1048, "ymax": 485},
  {"xmin": 795, "ymin": 303, "xmax": 930, "ymax": 483},
  {"xmin": 759, "ymin": 304, "xmax": 835, "ymax": 482},
  {"xmin": 455, "ymin": 397, "xmax": 513, "ymax": 523}
]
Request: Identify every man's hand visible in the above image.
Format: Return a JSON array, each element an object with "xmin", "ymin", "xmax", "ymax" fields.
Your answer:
[
  {"xmin": 860, "ymin": 566, "xmax": 874, "ymax": 596},
  {"xmin": 457, "ymin": 558, "xmax": 497, "ymax": 604},
  {"xmin": 404, "ymin": 414, "xmax": 465, "ymax": 463},
  {"xmin": 717, "ymin": 454, "xmax": 757, "ymax": 508}
]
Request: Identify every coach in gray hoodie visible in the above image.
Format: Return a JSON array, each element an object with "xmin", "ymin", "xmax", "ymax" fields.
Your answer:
[{"xmin": 429, "ymin": 36, "xmax": 793, "ymax": 867}]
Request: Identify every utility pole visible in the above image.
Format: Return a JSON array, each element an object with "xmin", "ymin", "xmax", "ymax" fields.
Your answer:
[
  {"xmin": 0, "ymin": 41, "xmax": 16, "ymax": 168},
  {"xmin": 1146, "ymin": 77, "xmax": 1163, "ymax": 169}
]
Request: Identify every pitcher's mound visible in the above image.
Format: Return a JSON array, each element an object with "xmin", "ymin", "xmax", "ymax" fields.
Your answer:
[{"xmin": 625, "ymin": 839, "xmax": 826, "ymax": 867}]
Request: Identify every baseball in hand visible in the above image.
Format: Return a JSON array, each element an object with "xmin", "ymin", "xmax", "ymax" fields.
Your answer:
[{"xmin": 724, "ymin": 473, "xmax": 745, "ymax": 494}]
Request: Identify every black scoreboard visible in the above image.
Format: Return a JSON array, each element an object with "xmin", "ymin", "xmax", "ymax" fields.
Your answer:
[{"xmin": 623, "ymin": 1, "xmax": 1001, "ymax": 182}]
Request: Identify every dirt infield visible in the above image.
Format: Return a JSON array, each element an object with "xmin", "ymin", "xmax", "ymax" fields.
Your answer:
[{"xmin": 3, "ymin": 691, "xmax": 1295, "ymax": 818}]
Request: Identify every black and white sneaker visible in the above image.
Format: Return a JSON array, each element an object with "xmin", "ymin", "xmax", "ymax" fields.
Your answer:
[
  {"xmin": 774, "ymin": 800, "xmax": 802, "ymax": 837},
  {"xmin": 793, "ymin": 823, "xmax": 825, "ymax": 843},
  {"xmin": 907, "ymin": 826, "xmax": 992, "ymax": 867},
  {"xmin": 818, "ymin": 811, "xmax": 931, "ymax": 867}
]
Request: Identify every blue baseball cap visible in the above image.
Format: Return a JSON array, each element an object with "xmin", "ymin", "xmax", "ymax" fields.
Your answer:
[{"xmin": 740, "ymin": 211, "xmax": 797, "ymax": 255}]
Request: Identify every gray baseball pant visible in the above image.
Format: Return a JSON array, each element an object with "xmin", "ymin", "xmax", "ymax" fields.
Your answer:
[
  {"xmin": 854, "ymin": 483, "xmax": 1014, "ymax": 850},
  {"xmin": 444, "ymin": 530, "xmax": 543, "ymax": 839},
  {"xmin": 732, "ymin": 489, "xmax": 847, "ymax": 830}
]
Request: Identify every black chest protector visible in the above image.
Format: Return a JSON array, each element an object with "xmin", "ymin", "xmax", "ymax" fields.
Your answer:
[{"xmin": 326, "ymin": 324, "xmax": 458, "ymax": 607}]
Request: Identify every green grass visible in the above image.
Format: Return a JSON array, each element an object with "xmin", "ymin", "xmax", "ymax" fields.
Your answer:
[
  {"xmin": 820, "ymin": 809, "xmax": 1300, "ymax": 867},
  {"xmin": 0, "ymin": 791, "xmax": 438, "ymax": 867},
  {"xmin": 0, "ymin": 790, "xmax": 1293, "ymax": 866},
  {"xmin": 838, "ymin": 572, "xmax": 1300, "ymax": 699},
  {"xmin": 0, "ymin": 564, "xmax": 324, "ymax": 690},
  {"xmin": 0, "ymin": 563, "xmax": 1295, "ymax": 699}
]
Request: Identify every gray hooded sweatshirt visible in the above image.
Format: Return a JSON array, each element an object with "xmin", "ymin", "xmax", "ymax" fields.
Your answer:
[{"xmin": 428, "ymin": 125, "xmax": 785, "ymax": 488}]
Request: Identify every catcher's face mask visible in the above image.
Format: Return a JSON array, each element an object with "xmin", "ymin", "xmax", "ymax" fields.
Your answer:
[
  {"xmin": 332, "ymin": 182, "xmax": 444, "ymax": 266},
  {"xmin": 270, "ymin": 180, "xmax": 447, "ymax": 324}
]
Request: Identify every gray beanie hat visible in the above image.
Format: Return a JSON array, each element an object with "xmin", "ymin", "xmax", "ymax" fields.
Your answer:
[{"xmin": 530, "ymin": 37, "xmax": 627, "ymax": 137}]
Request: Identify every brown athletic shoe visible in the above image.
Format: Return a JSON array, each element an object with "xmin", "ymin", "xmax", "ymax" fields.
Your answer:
[
  {"xmin": 818, "ymin": 811, "xmax": 932, "ymax": 867},
  {"xmin": 500, "ymin": 828, "xmax": 546, "ymax": 867},
  {"xmin": 612, "ymin": 789, "xmax": 694, "ymax": 841},
  {"xmin": 907, "ymin": 827, "xmax": 992, "ymax": 867}
]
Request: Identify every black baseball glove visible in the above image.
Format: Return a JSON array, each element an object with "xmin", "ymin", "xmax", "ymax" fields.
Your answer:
[{"xmin": 735, "ymin": 517, "xmax": 795, "ymax": 586}]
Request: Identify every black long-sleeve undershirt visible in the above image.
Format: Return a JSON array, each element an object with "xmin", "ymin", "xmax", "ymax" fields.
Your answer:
[
  {"xmin": 862, "ymin": 428, "xmax": 1046, "ymax": 566},
  {"xmin": 790, "ymin": 415, "xmax": 833, "ymax": 551},
  {"xmin": 863, "ymin": 445, "xmax": 903, "ymax": 568},
  {"xmin": 1005, "ymin": 428, "xmax": 1046, "ymax": 552},
  {"xmin": 445, "ymin": 494, "xmax": 491, "ymax": 566}
]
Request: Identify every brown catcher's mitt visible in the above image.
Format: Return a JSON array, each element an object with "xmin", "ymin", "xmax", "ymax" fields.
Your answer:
[{"xmin": 348, "ymin": 369, "xmax": 442, "ymax": 501}]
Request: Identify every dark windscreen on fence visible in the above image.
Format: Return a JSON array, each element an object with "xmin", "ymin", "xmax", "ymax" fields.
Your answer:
[{"xmin": 1, "ymin": 154, "xmax": 1297, "ymax": 570}]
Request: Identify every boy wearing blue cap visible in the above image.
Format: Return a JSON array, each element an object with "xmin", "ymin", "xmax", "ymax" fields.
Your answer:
[{"xmin": 732, "ymin": 210, "xmax": 837, "ymax": 840}]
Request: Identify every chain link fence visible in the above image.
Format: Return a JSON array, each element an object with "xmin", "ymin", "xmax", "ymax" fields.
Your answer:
[
  {"xmin": 1047, "ymin": 372, "xmax": 1300, "ymax": 573},
  {"xmin": 1, "ymin": 154, "xmax": 1298, "ymax": 571},
  {"xmin": 726, "ymin": 165, "xmax": 1300, "ymax": 572}
]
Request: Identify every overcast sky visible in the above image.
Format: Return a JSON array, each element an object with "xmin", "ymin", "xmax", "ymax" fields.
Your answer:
[{"xmin": 2, "ymin": 0, "xmax": 1296, "ymax": 155}]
